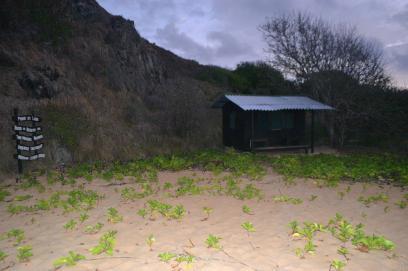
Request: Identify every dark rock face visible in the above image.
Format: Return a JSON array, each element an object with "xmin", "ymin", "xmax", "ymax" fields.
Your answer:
[
  {"xmin": 18, "ymin": 66, "xmax": 60, "ymax": 99},
  {"xmin": 0, "ymin": 0, "xmax": 222, "ymax": 173}
]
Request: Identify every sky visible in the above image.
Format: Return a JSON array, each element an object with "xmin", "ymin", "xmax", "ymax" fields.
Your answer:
[{"xmin": 97, "ymin": 0, "xmax": 408, "ymax": 87}]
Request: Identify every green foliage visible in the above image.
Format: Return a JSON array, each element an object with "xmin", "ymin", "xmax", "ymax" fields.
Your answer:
[
  {"xmin": 269, "ymin": 154, "xmax": 408, "ymax": 185},
  {"xmin": 17, "ymin": 245, "xmax": 33, "ymax": 262},
  {"xmin": 0, "ymin": 189, "xmax": 10, "ymax": 201},
  {"xmin": 107, "ymin": 208, "xmax": 123, "ymax": 223},
  {"xmin": 163, "ymin": 182, "xmax": 173, "ymax": 190},
  {"xmin": 158, "ymin": 252, "xmax": 177, "ymax": 262},
  {"xmin": 89, "ymin": 230, "xmax": 117, "ymax": 256},
  {"xmin": 2, "ymin": 228, "xmax": 25, "ymax": 245},
  {"xmin": 294, "ymin": 247, "xmax": 304, "ymax": 259},
  {"xmin": 14, "ymin": 195, "xmax": 32, "ymax": 201},
  {"xmin": 273, "ymin": 195, "xmax": 303, "ymax": 205},
  {"xmin": 175, "ymin": 177, "xmax": 202, "ymax": 196},
  {"xmin": 145, "ymin": 200, "xmax": 186, "ymax": 220},
  {"xmin": 225, "ymin": 178, "xmax": 263, "ymax": 200},
  {"xmin": 309, "ymin": 195, "xmax": 318, "ymax": 201},
  {"xmin": 330, "ymin": 260, "xmax": 346, "ymax": 271},
  {"xmin": 146, "ymin": 234, "xmax": 155, "ymax": 250},
  {"xmin": 20, "ymin": 174, "xmax": 45, "ymax": 192},
  {"xmin": 152, "ymin": 155, "xmax": 193, "ymax": 171},
  {"xmin": 79, "ymin": 213, "xmax": 89, "ymax": 223},
  {"xmin": 0, "ymin": 250, "xmax": 7, "ymax": 261},
  {"xmin": 358, "ymin": 193, "xmax": 389, "ymax": 207},
  {"xmin": 206, "ymin": 234, "xmax": 222, "ymax": 250},
  {"xmin": 242, "ymin": 205, "xmax": 253, "ymax": 215},
  {"xmin": 304, "ymin": 240, "xmax": 316, "ymax": 254},
  {"xmin": 137, "ymin": 208, "xmax": 147, "ymax": 218},
  {"xmin": 289, "ymin": 221, "xmax": 299, "ymax": 234},
  {"xmin": 337, "ymin": 246, "xmax": 349, "ymax": 258},
  {"xmin": 53, "ymin": 251, "xmax": 85, "ymax": 267},
  {"xmin": 241, "ymin": 221, "xmax": 255, "ymax": 233},
  {"xmin": 352, "ymin": 234, "xmax": 395, "ymax": 251},
  {"xmin": 84, "ymin": 222, "xmax": 104, "ymax": 234},
  {"xmin": 121, "ymin": 184, "xmax": 154, "ymax": 201},
  {"xmin": 64, "ymin": 219, "xmax": 77, "ymax": 230},
  {"xmin": 395, "ymin": 200, "xmax": 407, "ymax": 209},
  {"xmin": 175, "ymin": 254, "xmax": 195, "ymax": 264}
]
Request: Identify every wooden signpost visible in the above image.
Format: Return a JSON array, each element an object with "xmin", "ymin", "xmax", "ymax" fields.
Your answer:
[{"xmin": 13, "ymin": 108, "xmax": 45, "ymax": 175}]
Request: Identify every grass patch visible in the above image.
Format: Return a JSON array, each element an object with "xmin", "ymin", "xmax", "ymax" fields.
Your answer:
[{"xmin": 269, "ymin": 154, "xmax": 408, "ymax": 186}]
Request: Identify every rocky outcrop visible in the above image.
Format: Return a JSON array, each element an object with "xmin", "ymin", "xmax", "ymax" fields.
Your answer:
[{"xmin": 0, "ymin": 0, "xmax": 222, "ymax": 174}]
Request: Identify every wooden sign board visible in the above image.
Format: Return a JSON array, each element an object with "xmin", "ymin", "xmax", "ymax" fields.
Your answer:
[
  {"xmin": 14, "ymin": 125, "xmax": 42, "ymax": 133},
  {"xmin": 13, "ymin": 108, "xmax": 45, "ymax": 174}
]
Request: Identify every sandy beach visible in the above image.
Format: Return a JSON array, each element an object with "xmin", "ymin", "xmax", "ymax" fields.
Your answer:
[{"xmin": 0, "ymin": 169, "xmax": 407, "ymax": 271}]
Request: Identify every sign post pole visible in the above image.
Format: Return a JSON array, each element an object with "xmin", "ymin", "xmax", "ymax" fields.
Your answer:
[{"xmin": 13, "ymin": 108, "xmax": 23, "ymax": 175}]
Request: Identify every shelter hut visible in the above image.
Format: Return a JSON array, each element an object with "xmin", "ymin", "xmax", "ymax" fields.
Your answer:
[{"xmin": 212, "ymin": 95, "xmax": 334, "ymax": 153}]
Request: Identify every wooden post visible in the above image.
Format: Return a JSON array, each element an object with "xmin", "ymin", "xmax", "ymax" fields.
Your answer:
[
  {"xmin": 13, "ymin": 108, "xmax": 23, "ymax": 175},
  {"xmin": 310, "ymin": 111, "xmax": 315, "ymax": 154}
]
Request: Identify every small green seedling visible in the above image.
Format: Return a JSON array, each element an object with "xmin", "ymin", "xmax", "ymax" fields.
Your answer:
[
  {"xmin": 337, "ymin": 191, "xmax": 345, "ymax": 200},
  {"xmin": 14, "ymin": 195, "xmax": 33, "ymax": 201},
  {"xmin": 84, "ymin": 222, "xmax": 104, "ymax": 234},
  {"xmin": 64, "ymin": 219, "xmax": 77, "ymax": 230},
  {"xmin": 79, "ymin": 213, "xmax": 89, "ymax": 223},
  {"xmin": 395, "ymin": 201, "xmax": 407, "ymax": 209},
  {"xmin": 146, "ymin": 234, "xmax": 155, "ymax": 251},
  {"xmin": 17, "ymin": 245, "xmax": 33, "ymax": 262},
  {"xmin": 171, "ymin": 205, "xmax": 186, "ymax": 220},
  {"xmin": 0, "ymin": 250, "xmax": 8, "ymax": 261},
  {"xmin": 242, "ymin": 205, "xmax": 253, "ymax": 215},
  {"xmin": 358, "ymin": 193, "xmax": 389, "ymax": 207},
  {"xmin": 137, "ymin": 208, "xmax": 147, "ymax": 218},
  {"xmin": 288, "ymin": 220, "xmax": 299, "ymax": 235},
  {"xmin": 175, "ymin": 254, "xmax": 195, "ymax": 267},
  {"xmin": 273, "ymin": 195, "xmax": 303, "ymax": 205},
  {"xmin": 241, "ymin": 221, "xmax": 255, "ymax": 234},
  {"xmin": 202, "ymin": 207, "xmax": 213, "ymax": 220},
  {"xmin": 330, "ymin": 259, "xmax": 346, "ymax": 271},
  {"xmin": 205, "ymin": 234, "xmax": 222, "ymax": 250},
  {"xmin": 5, "ymin": 229, "xmax": 25, "ymax": 245},
  {"xmin": 107, "ymin": 208, "xmax": 123, "ymax": 223},
  {"xmin": 294, "ymin": 247, "xmax": 304, "ymax": 259},
  {"xmin": 89, "ymin": 230, "xmax": 117, "ymax": 256},
  {"xmin": 53, "ymin": 251, "xmax": 86, "ymax": 267},
  {"xmin": 158, "ymin": 252, "xmax": 177, "ymax": 262},
  {"xmin": 0, "ymin": 189, "xmax": 10, "ymax": 201},
  {"xmin": 337, "ymin": 246, "xmax": 349, "ymax": 260},
  {"xmin": 304, "ymin": 240, "xmax": 316, "ymax": 254},
  {"xmin": 163, "ymin": 182, "xmax": 173, "ymax": 190}
]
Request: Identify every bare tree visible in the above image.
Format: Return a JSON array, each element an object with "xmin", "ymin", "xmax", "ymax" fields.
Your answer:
[{"xmin": 259, "ymin": 12, "xmax": 390, "ymax": 87}]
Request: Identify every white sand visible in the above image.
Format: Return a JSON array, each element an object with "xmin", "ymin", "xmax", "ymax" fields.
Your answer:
[{"xmin": 0, "ymin": 169, "xmax": 407, "ymax": 271}]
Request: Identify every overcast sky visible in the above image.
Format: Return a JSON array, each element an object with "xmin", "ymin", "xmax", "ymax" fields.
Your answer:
[{"xmin": 97, "ymin": 0, "xmax": 408, "ymax": 87}]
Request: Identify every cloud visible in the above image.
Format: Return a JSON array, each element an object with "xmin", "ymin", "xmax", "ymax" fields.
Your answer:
[
  {"xmin": 155, "ymin": 22, "xmax": 255, "ymax": 66},
  {"xmin": 97, "ymin": 0, "xmax": 408, "ymax": 86},
  {"xmin": 391, "ymin": 4, "xmax": 408, "ymax": 29}
]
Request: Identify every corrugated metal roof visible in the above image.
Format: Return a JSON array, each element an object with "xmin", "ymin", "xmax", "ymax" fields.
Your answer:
[{"xmin": 212, "ymin": 95, "xmax": 334, "ymax": 111}]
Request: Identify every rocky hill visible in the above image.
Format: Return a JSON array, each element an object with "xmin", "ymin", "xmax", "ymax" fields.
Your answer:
[{"xmin": 0, "ymin": 0, "xmax": 223, "ymax": 173}]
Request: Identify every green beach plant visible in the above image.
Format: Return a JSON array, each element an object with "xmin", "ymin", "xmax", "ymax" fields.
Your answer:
[
  {"xmin": 17, "ymin": 245, "xmax": 33, "ymax": 262},
  {"xmin": 64, "ymin": 219, "xmax": 77, "ymax": 230},
  {"xmin": 107, "ymin": 208, "xmax": 123, "ymax": 223},
  {"xmin": 89, "ymin": 230, "xmax": 117, "ymax": 256},
  {"xmin": 205, "ymin": 234, "xmax": 222, "ymax": 250},
  {"xmin": 53, "ymin": 251, "xmax": 86, "ymax": 267}
]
